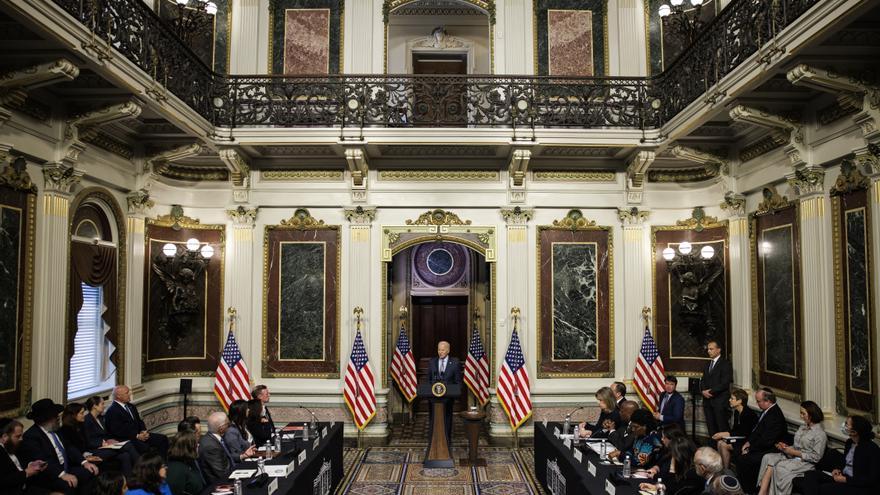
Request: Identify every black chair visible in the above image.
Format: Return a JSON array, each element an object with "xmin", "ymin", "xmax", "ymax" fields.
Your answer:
[{"xmin": 791, "ymin": 447, "xmax": 843, "ymax": 495}]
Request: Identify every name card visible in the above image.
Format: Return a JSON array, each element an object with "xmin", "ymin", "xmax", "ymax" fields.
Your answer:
[
  {"xmin": 267, "ymin": 478, "xmax": 278, "ymax": 495},
  {"xmin": 322, "ymin": 427, "xmax": 328, "ymax": 438},
  {"xmin": 588, "ymin": 461, "xmax": 597, "ymax": 477},
  {"xmin": 553, "ymin": 427, "xmax": 561, "ymax": 437},
  {"xmin": 287, "ymin": 457, "xmax": 297, "ymax": 474},
  {"xmin": 563, "ymin": 439, "xmax": 572, "ymax": 449},
  {"xmin": 605, "ymin": 479, "xmax": 616, "ymax": 495},
  {"xmin": 264, "ymin": 464, "xmax": 289, "ymax": 477},
  {"xmin": 573, "ymin": 449, "xmax": 583, "ymax": 463},
  {"xmin": 298, "ymin": 450, "xmax": 307, "ymax": 465},
  {"xmin": 313, "ymin": 437, "xmax": 320, "ymax": 450}
]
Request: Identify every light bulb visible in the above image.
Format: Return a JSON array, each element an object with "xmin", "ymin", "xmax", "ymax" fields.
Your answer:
[
  {"xmin": 678, "ymin": 241, "xmax": 692, "ymax": 255},
  {"xmin": 162, "ymin": 243, "xmax": 177, "ymax": 257},
  {"xmin": 662, "ymin": 247, "xmax": 676, "ymax": 261},
  {"xmin": 206, "ymin": 2, "xmax": 218, "ymax": 15},
  {"xmin": 176, "ymin": 0, "xmax": 188, "ymax": 6},
  {"xmin": 200, "ymin": 244, "xmax": 214, "ymax": 259},
  {"xmin": 659, "ymin": 4, "xmax": 671, "ymax": 17},
  {"xmin": 700, "ymin": 245, "xmax": 715, "ymax": 259},
  {"xmin": 671, "ymin": 0, "xmax": 684, "ymax": 6},
  {"xmin": 186, "ymin": 238, "xmax": 200, "ymax": 251},
  {"xmin": 691, "ymin": 0, "xmax": 704, "ymax": 5}
]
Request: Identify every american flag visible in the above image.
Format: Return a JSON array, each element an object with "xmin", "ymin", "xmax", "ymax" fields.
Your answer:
[
  {"xmin": 390, "ymin": 323, "xmax": 417, "ymax": 402},
  {"xmin": 214, "ymin": 329, "xmax": 251, "ymax": 410},
  {"xmin": 343, "ymin": 330, "xmax": 376, "ymax": 430},
  {"xmin": 496, "ymin": 329, "xmax": 531, "ymax": 430},
  {"xmin": 464, "ymin": 329, "xmax": 490, "ymax": 405},
  {"xmin": 633, "ymin": 326, "xmax": 665, "ymax": 412}
]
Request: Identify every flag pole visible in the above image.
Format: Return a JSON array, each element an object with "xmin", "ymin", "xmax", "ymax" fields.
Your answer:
[
  {"xmin": 511, "ymin": 306, "xmax": 521, "ymax": 450},
  {"xmin": 354, "ymin": 306, "xmax": 364, "ymax": 450}
]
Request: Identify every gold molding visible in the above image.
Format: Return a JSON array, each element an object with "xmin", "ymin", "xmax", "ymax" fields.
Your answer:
[
  {"xmin": 261, "ymin": 170, "xmax": 344, "ymax": 181},
  {"xmin": 548, "ymin": 209, "xmax": 597, "ymax": 230},
  {"xmin": 151, "ymin": 205, "xmax": 204, "ymax": 230},
  {"xmin": 382, "ymin": 210, "xmax": 496, "ymax": 261},
  {"xmin": 533, "ymin": 170, "xmax": 616, "ymax": 182},
  {"xmin": 754, "ymin": 185, "xmax": 792, "ymax": 216},
  {"xmin": 676, "ymin": 206, "xmax": 724, "ymax": 232},
  {"xmin": 830, "ymin": 159, "xmax": 870, "ymax": 196},
  {"xmin": 279, "ymin": 208, "xmax": 330, "ymax": 230},
  {"xmin": 378, "ymin": 170, "xmax": 499, "ymax": 181},
  {"xmin": 406, "ymin": 209, "xmax": 471, "ymax": 226}
]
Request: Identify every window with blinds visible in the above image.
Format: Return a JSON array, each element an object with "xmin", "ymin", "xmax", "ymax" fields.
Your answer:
[{"xmin": 67, "ymin": 283, "xmax": 105, "ymax": 399}]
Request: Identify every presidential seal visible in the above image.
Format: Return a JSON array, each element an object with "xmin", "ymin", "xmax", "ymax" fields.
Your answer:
[{"xmin": 431, "ymin": 381, "xmax": 447, "ymax": 397}]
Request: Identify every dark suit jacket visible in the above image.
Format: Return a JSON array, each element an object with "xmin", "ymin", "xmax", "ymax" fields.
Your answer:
[
  {"xmin": 222, "ymin": 425, "xmax": 251, "ymax": 460},
  {"xmin": 700, "ymin": 357, "xmax": 733, "ymax": 404},
  {"xmin": 83, "ymin": 414, "xmax": 112, "ymax": 451},
  {"xmin": 104, "ymin": 401, "xmax": 146, "ymax": 441},
  {"xmin": 609, "ymin": 423, "xmax": 635, "ymax": 452},
  {"xmin": 587, "ymin": 408, "xmax": 622, "ymax": 434},
  {"xmin": 19, "ymin": 425, "xmax": 85, "ymax": 484},
  {"xmin": 166, "ymin": 459, "xmax": 205, "ymax": 495},
  {"xmin": 730, "ymin": 407, "xmax": 758, "ymax": 437},
  {"xmin": 658, "ymin": 391, "xmax": 686, "ymax": 430},
  {"xmin": 428, "ymin": 356, "xmax": 462, "ymax": 385},
  {"xmin": 0, "ymin": 446, "xmax": 28, "ymax": 494},
  {"xmin": 198, "ymin": 434, "xmax": 232, "ymax": 484},
  {"xmin": 745, "ymin": 404, "xmax": 786, "ymax": 454},
  {"xmin": 838, "ymin": 439, "xmax": 880, "ymax": 488}
]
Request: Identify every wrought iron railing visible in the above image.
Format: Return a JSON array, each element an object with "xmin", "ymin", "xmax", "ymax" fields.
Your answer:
[{"xmin": 45, "ymin": 0, "xmax": 820, "ymax": 130}]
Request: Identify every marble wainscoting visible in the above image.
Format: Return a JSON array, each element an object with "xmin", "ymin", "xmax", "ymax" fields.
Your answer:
[
  {"xmin": 0, "ymin": 205, "xmax": 22, "ymax": 393},
  {"xmin": 547, "ymin": 10, "xmax": 594, "ymax": 76},
  {"xmin": 283, "ymin": 9, "xmax": 330, "ymax": 74},
  {"xmin": 844, "ymin": 207, "xmax": 871, "ymax": 392},
  {"xmin": 279, "ymin": 242, "xmax": 326, "ymax": 360},
  {"xmin": 551, "ymin": 243, "xmax": 599, "ymax": 360}
]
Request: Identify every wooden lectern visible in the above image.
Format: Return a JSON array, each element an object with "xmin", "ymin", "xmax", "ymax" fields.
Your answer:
[{"xmin": 418, "ymin": 382, "xmax": 461, "ymax": 468}]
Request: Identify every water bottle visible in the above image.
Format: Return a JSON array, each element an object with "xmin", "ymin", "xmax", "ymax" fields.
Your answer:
[
  {"xmin": 265, "ymin": 440, "xmax": 272, "ymax": 455},
  {"xmin": 274, "ymin": 432, "xmax": 282, "ymax": 452},
  {"xmin": 257, "ymin": 456, "xmax": 265, "ymax": 475},
  {"xmin": 572, "ymin": 425, "xmax": 579, "ymax": 445},
  {"xmin": 233, "ymin": 479, "xmax": 243, "ymax": 495},
  {"xmin": 599, "ymin": 440, "xmax": 607, "ymax": 460},
  {"xmin": 563, "ymin": 415, "xmax": 571, "ymax": 436},
  {"xmin": 622, "ymin": 453, "xmax": 631, "ymax": 478},
  {"xmin": 303, "ymin": 421, "xmax": 310, "ymax": 439},
  {"xmin": 656, "ymin": 478, "xmax": 666, "ymax": 495}
]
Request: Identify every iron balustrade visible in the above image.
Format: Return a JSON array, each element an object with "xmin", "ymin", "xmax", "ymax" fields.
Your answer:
[{"xmin": 45, "ymin": 0, "xmax": 819, "ymax": 130}]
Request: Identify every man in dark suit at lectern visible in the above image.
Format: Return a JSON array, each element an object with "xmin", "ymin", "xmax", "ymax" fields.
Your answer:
[{"xmin": 428, "ymin": 341, "xmax": 462, "ymax": 444}]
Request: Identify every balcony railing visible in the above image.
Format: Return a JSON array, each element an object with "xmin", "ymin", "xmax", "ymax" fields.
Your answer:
[{"xmin": 46, "ymin": 0, "xmax": 819, "ymax": 130}]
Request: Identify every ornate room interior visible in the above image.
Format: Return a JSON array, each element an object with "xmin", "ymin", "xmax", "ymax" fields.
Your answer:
[{"xmin": 0, "ymin": 0, "xmax": 879, "ymax": 490}]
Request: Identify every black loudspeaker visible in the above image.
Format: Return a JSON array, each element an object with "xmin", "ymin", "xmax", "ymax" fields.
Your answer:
[
  {"xmin": 688, "ymin": 377, "xmax": 702, "ymax": 396},
  {"xmin": 179, "ymin": 378, "xmax": 192, "ymax": 394}
]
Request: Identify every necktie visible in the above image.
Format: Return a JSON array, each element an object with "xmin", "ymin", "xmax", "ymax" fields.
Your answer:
[
  {"xmin": 219, "ymin": 437, "xmax": 236, "ymax": 467},
  {"xmin": 660, "ymin": 394, "xmax": 669, "ymax": 414},
  {"xmin": 125, "ymin": 404, "xmax": 135, "ymax": 419},
  {"xmin": 49, "ymin": 432, "xmax": 68, "ymax": 471},
  {"xmin": 709, "ymin": 359, "xmax": 715, "ymax": 373},
  {"xmin": 441, "ymin": 359, "xmax": 446, "ymax": 374}
]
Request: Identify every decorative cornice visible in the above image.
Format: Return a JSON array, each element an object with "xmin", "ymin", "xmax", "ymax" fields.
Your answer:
[
  {"xmin": 42, "ymin": 162, "xmax": 82, "ymax": 194},
  {"xmin": 720, "ymin": 192, "xmax": 746, "ymax": 218},
  {"xmin": 153, "ymin": 204, "xmax": 201, "ymax": 230},
  {"xmin": 343, "ymin": 206, "xmax": 377, "ymax": 225},
  {"xmin": 830, "ymin": 159, "xmax": 869, "ymax": 196},
  {"xmin": 854, "ymin": 143, "xmax": 880, "ymax": 177},
  {"xmin": 676, "ymin": 206, "xmax": 722, "ymax": 232},
  {"xmin": 670, "ymin": 145, "xmax": 728, "ymax": 170},
  {"xmin": 261, "ymin": 170, "xmax": 344, "ymax": 181},
  {"xmin": 648, "ymin": 166, "xmax": 719, "ymax": 183},
  {"xmin": 280, "ymin": 208, "xmax": 325, "ymax": 229},
  {"xmin": 730, "ymin": 105, "xmax": 805, "ymax": 166},
  {"xmin": 81, "ymin": 131, "xmax": 135, "ymax": 160},
  {"xmin": 618, "ymin": 207, "xmax": 650, "ymax": 226},
  {"xmin": 377, "ymin": 170, "xmax": 499, "ymax": 181},
  {"xmin": 508, "ymin": 149, "xmax": 531, "ymax": 187},
  {"xmin": 500, "ymin": 206, "xmax": 534, "ymax": 225},
  {"xmin": 226, "ymin": 205, "xmax": 258, "ymax": 227},
  {"xmin": 739, "ymin": 134, "xmax": 788, "ymax": 163},
  {"xmin": 551, "ymin": 209, "xmax": 596, "ymax": 230},
  {"xmin": 754, "ymin": 185, "xmax": 792, "ymax": 215},
  {"xmin": 218, "ymin": 148, "xmax": 251, "ymax": 187},
  {"xmin": 625, "ymin": 150, "xmax": 656, "ymax": 204},
  {"xmin": 786, "ymin": 166, "xmax": 825, "ymax": 198},
  {"xmin": 126, "ymin": 188, "xmax": 154, "ymax": 215},
  {"xmin": 344, "ymin": 148, "xmax": 369, "ymax": 187},
  {"xmin": 533, "ymin": 170, "xmax": 617, "ymax": 182},
  {"xmin": 153, "ymin": 164, "xmax": 229, "ymax": 182},
  {"xmin": 406, "ymin": 209, "xmax": 471, "ymax": 226},
  {"xmin": 0, "ymin": 155, "xmax": 37, "ymax": 193}
]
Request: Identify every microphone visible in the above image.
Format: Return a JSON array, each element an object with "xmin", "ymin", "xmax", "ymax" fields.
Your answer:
[
  {"xmin": 299, "ymin": 405, "xmax": 319, "ymax": 434},
  {"xmin": 565, "ymin": 405, "xmax": 587, "ymax": 423}
]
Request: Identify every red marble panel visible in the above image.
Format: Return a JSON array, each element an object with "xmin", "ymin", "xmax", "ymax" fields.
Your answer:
[
  {"xmin": 547, "ymin": 10, "xmax": 593, "ymax": 76},
  {"xmin": 283, "ymin": 9, "xmax": 330, "ymax": 75}
]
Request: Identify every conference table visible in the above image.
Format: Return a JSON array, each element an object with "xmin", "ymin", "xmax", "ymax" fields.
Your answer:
[
  {"xmin": 534, "ymin": 422, "xmax": 644, "ymax": 495},
  {"xmin": 205, "ymin": 421, "xmax": 343, "ymax": 495}
]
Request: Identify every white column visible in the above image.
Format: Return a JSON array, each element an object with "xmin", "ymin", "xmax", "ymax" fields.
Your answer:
[
  {"xmin": 609, "ymin": 0, "xmax": 649, "ymax": 76},
  {"xmin": 32, "ymin": 163, "xmax": 82, "ymax": 402},
  {"xmin": 344, "ymin": 0, "xmax": 379, "ymax": 73},
  {"xmin": 225, "ymin": 206, "xmax": 258, "ymax": 368},
  {"xmin": 230, "ymin": 0, "xmax": 262, "ymax": 74},
  {"xmin": 497, "ymin": 0, "xmax": 533, "ymax": 74},
  {"xmin": 787, "ymin": 168, "xmax": 835, "ymax": 410},
  {"xmin": 618, "ymin": 208, "xmax": 650, "ymax": 377},
  {"xmin": 123, "ymin": 190, "xmax": 153, "ymax": 389},
  {"xmin": 721, "ymin": 195, "xmax": 751, "ymax": 387}
]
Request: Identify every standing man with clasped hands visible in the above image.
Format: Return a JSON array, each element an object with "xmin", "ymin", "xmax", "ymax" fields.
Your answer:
[
  {"xmin": 700, "ymin": 340, "xmax": 733, "ymax": 439},
  {"xmin": 428, "ymin": 341, "xmax": 462, "ymax": 444}
]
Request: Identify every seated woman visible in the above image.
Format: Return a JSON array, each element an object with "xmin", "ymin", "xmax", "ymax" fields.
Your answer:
[
  {"xmin": 757, "ymin": 400, "xmax": 827, "ymax": 495},
  {"xmin": 126, "ymin": 452, "xmax": 172, "ymax": 495},
  {"xmin": 166, "ymin": 431, "xmax": 205, "ymax": 495},
  {"xmin": 60, "ymin": 402, "xmax": 136, "ymax": 476},
  {"xmin": 177, "ymin": 416, "xmax": 202, "ymax": 439},
  {"xmin": 713, "ymin": 388, "xmax": 758, "ymax": 469},
  {"xmin": 814, "ymin": 415, "xmax": 880, "ymax": 495},
  {"xmin": 639, "ymin": 425, "xmax": 702, "ymax": 494},
  {"xmin": 609, "ymin": 409, "xmax": 662, "ymax": 467},
  {"xmin": 224, "ymin": 399, "xmax": 256, "ymax": 462},
  {"xmin": 578, "ymin": 387, "xmax": 621, "ymax": 439},
  {"xmin": 246, "ymin": 398, "xmax": 271, "ymax": 446}
]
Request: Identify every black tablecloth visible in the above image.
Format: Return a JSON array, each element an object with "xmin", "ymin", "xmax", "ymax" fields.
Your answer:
[
  {"xmin": 206, "ymin": 422, "xmax": 343, "ymax": 495},
  {"xmin": 534, "ymin": 422, "xmax": 643, "ymax": 495}
]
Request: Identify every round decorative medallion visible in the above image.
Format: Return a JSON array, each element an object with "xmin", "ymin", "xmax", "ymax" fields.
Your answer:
[
  {"xmin": 413, "ymin": 241, "xmax": 468, "ymax": 287},
  {"xmin": 426, "ymin": 248, "xmax": 454, "ymax": 275},
  {"xmin": 432, "ymin": 382, "xmax": 447, "ymax": 397}
]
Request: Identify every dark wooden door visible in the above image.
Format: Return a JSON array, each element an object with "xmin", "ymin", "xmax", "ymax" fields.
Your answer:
[
  {"xmin": 412, "ymin": 53, "xmax": 467, "ymax": 126},
  {"xmin": 412, "ymin": 296, "xmax": 468, "ymax": 411}
]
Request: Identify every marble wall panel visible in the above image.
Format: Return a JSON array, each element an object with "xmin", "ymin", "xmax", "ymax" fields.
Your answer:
[
  {"xmin": 538, "ymin": 226, "xmax": 612, "ymax": 377},
  {"xmin": 653, "ymin": 226, "xmax": 730, "ymax": 374},
  {"xmin": 270, "ymin": 0, "xmax": 343, "ymax": 75},
  {"xmin": 535, "ymin": 0, "xmax": 607, "ymax": 76},
  {"xmin": 752, "ymin": 205, "xmax": 802, "ymax": 398},
  {"xmin": 0, "ymin": 206, "xmax": 22, "ymax": 393},
  {"xmin": 143, "ymin": 223, "xmax": 224, "ymax": 379},
  {"xmin": 264, "ymin": 225, "xmax": 340, "ymax": 377},
  {"xmin": 547, "ymin": 10, "xmax": 594, "ymax": 76}
]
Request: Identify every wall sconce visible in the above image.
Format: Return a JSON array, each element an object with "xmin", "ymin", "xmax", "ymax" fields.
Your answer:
[
  {"xmin": 662, "ymin": 239, "xmax": 722, "ymax": 341},
  {"xmin": 162, "ymin": 237, "xmax": 215, "ymax": 259}
]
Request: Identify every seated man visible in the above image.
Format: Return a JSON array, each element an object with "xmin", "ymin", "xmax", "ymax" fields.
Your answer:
[
  {"xmin": 18, "ymin": 399, "xmax": 99, "ymax": 494},
  {"xmin": 732, "ymin": 387, "xmax": 786, "ymax": 492},
  {"xmin": 654, "ymin": 376, "xmax": 685, "ymax": 431},
  {"xmin": 694, "ymin": 446, "xmax": 729, "ymax": 492},
  {"xmin": 608, "ymin": 400, "xmax": 639, "ymax": 452},
  {"xmin": 199, "ymin": 412, "xmax": 237, "ymax": 484},
  {"xmin": 103, "ymin": 385, "xmax": 169, "ymax": 457},
  {"xmin": 0, "ymin": 418, "xmax": 49, "ymax": 495}
]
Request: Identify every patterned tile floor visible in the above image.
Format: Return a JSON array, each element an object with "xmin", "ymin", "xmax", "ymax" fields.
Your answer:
[{"xmin": 336, "ymin": 414, "xmax": 546, "ymax": 495}]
